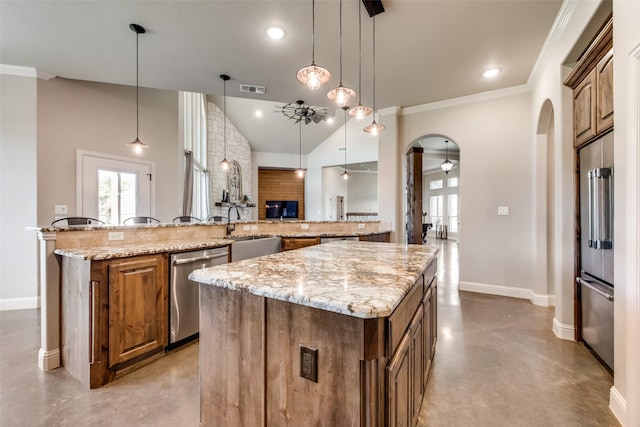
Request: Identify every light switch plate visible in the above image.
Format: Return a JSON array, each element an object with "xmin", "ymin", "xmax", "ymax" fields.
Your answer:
[
  {"xmin": 498, "ymin": 206, "xmax": 509, "ymax": 216},
  {"xmin": 301, "ymin": 224, "xmax": 310, "ymax": 230},
  {"xmin": 243, "ymin": 225, "xmax": 250, "ymax": 231},
  {"xmin": 250, "ymin": 225, "xmax": 258, "ymax": 231},
  {"xmin": 358, "ymin": 223, "xmax": 365, "ymax": 229},
  {"xmin": 108, "ymin": 232, "xmax": 124, "ymax": 241},
  {"xmin": 55, "ymin": 205, "xmax": 68, "ymax": 215}
]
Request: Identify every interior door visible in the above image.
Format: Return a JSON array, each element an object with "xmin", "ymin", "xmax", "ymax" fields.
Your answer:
[{"xmin": 79, "ymin": 152, "xmax": 153, "ymax": 224}]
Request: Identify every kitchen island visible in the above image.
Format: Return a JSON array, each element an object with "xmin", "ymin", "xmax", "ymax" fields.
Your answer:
[{"xmin": 190, "ymin": 240, "xmax": 438, "ymax": 427}]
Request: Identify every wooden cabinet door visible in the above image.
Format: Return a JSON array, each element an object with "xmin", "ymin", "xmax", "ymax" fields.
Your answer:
[
  {"xmin": 422, "ymin": 287, "xmax": 432, "ymax": 391},
  {"xmin": 108, "ymin": 255, "xmax": 167, "ymax": 367},
  {"xmin": 387, "ymin": 333, "xmax": 412, "ymax": 427},
  {"xmin": 410, "ymin": 304, "xmax": 424, "ymax": 423},
  {"xmin": 573, "ymin": 68, "xmax": 597, "ymax": 147},
  {"xmin": 430, "ymin": 277, "xmax": 437, "ymax": 359},
  {"xmin": 596, "ymin": 49, "xmax": 613, "ymax": 133},
  {"xmin": 281, "ymin": 237, "xmax": 319, "ymax": 251},
  {"xmin": 359, "ymin": 232, "xmax": 391, "ymax": 243}
]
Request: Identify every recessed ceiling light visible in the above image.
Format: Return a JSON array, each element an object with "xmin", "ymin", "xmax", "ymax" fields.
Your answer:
[
  {"xmin": 255, "ymin": 110, "xmax": 263, "ymax": 118},
  {"xmin": 482, "ymin": 68, "xmax": 501, "ymax": 78},
  {"xmin": 265, "ymin": 25, "xmax": 286, "ymax": 40},
  {"xmin": 326, "ymin": 117, "xmax": 334, "ymax": 124}
]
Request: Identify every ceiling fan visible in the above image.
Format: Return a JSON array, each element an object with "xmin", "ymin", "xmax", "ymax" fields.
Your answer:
[{"xmin": 277, "ymin": 100, "xmax": 335, "ymax": 125}]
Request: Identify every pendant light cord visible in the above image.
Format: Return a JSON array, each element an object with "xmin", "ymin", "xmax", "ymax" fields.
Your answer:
[
  {"xmin": 311, "ymin": 0, "xmax": 316, "ymax": 63},
  {"xmin": 299, "ymin": 121, "xmax": 302, "ymax": 170},
  {"xmin": 372, "ymin": 14, "xmax": 376, "ymax": 113},
  {"xmin": 339, "ymin": 0, "xmax": 343, "ymax": 84},
  {"xmin": 357, "ymin": 1, "xmax": 362, "ymax": 99},
  {"xmin": 344, "ymin": 108, "xmax": 347, "ymax": 169},
  {"xmin": 223, "ymin": 78, "xmax": 227, "ymax": 157},
  {"xmin": 136, "ymin": 30, "xmax": 139, "ymax": 139}
]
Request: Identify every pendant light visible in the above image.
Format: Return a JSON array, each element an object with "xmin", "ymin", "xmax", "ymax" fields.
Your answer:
[
  {"xmin": 219, "ymin": 74, "xmax": 230, "ymax": 171},
  {"xmin": 340, "ymin": 106, "xmax": 350, "ymax": 180},
  {"xmin": 363, "ymin": 14, "xmax": 385, "ymax": 137},
  {"xmin": 297, "ymin": 0, "xmax": 331, "ymax": 90},
  {"xmin": 327, "ymin": 0, "xmax": 356, "ymax": 107},
  {"xmin": 348, "ymin": 0, "xmax": 372, "ymax": 121},
  {"xmin": 441, "ymin": 140, "xmax": 454, "ymax": 174},
  {"xmin": 126, "ymin": 24, "xmax": 148, "ymax": 154},
  {"xmin": 296, "ymin": 121, "xmax": 305, "ymax": 178}
]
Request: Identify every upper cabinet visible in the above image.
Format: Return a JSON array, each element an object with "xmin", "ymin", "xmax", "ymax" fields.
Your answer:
[{"xmin": 564, "ymin": 16, "xmax": 613, "ymax": 148}]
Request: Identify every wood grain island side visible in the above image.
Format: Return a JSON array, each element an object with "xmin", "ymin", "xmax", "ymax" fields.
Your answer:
[{"xmin": 190, "ymin": 241, "xmax": 438, "ymax": 427}]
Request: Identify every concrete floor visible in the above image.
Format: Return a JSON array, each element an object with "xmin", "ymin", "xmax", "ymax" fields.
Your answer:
[{"xmin": 0, "ymin": 240, "xmax": 619, "ymax": 426}]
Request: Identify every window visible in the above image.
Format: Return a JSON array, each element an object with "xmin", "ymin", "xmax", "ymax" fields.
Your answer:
[
  {"xmin": 448, "ymin": 194, "xmax": 459, "ymax": 232},
  {"xmin": 430, "ymin": 195, "xmax": 443, "ymax": 225},
  {"xmin": 430, "ymin": 179, "xmax": 443, "ymax": 190},
  {"xmin": 447, "ymin": 177, "xmax": 458, "ymax": 187},
  {"xmin": 98, "ymin": 170, "xmax": 137, "ymax": 224},
  {"xmin": 182, "ymin": 92, "xmax": 209, "ymax": 219}
]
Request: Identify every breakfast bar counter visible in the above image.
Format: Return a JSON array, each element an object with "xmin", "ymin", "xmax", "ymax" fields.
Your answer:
[{"xmin": 190, "ymin": 240, "xmax": 438, "ymax": 427}]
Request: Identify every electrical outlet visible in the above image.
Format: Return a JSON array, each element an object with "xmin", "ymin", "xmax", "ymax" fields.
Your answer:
[
  {"xmin": 250, "ymin": 225, "xmax": 258, "ymax": 231},
  {"xmin": 300, "ymin": 345, "xmax": 318, "ymax": 383},
  {"xmin": 498, "ymin": 206, "xmax": 510, "ymax": 216},
  {"xmin": 54, "ymin": 205, "xmax": 68, "ymax": 215},
  {"xmin": 301, "ymin": 224, "xmax": 310, "ymax": 230},
  {"xmin": 358, "ymin": 223, "xmax": 365, "ymax": 229},
  {"xmin": 243, "ymin": 225, "xmax": 250, "ymax": 231},
  {"xmin": 108, "ymin": 232, "xmax": 124, "ymax": 241}
]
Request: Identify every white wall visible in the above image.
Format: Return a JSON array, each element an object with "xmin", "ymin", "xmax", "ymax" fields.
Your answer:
[
  {"xmin": 401, "ymin": 92, "xmax": 534, "ymax": 290},
  {"xmin": 37, "ymin": 78, "xmax": 181, "ymax": 224},
  {"xmin": 306, "ymin": 116, "xmax": 378, "ymax": 220},
  {"xmin": 321, "ymin": 166, "xmax": 348, "ymax": 220},
  {"xmin": 347, "ymin": 171, "xmax": 377, "ymax": 214},
  {"xmin": 0, "ymin": 73, "xmax": 38, "ymax": 310}
]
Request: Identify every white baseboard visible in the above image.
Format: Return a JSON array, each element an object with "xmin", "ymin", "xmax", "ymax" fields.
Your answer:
[
  {"xmin": 609, "ymin": 386, "xmax": 627, "ymax": 426},
  {"xmin": 552, "ymin": 317, "xmax": 575, "ymax": 341},
  {"xmin": 38, "ymin": 348, "xmax": 61, "ymax": 371},
  {"xmin": 0, "ymin": 296, "xmax": 40, "ymax": 311},
  {"xmin": 458, "ymin": 281, "xmax": 555, "ymax": 307}
]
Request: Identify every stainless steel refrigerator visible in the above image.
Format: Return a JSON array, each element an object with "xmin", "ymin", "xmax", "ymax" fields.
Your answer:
[{"xmin": 578, "ymin": 131, "xmax": 614, "ymax": 370}]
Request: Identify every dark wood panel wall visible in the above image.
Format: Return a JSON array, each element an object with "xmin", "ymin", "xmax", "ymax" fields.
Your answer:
[
  {"xmin": 258, "ymin": 169, "xmax": 305, "ymax": 220},
  {"xmin": 406, "ymin": 147, "xmax": 423, "ymax": 244}
]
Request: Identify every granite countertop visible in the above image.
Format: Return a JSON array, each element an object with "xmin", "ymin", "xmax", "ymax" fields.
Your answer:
[
  {"xmin": 54, "ymin": 239, "xmax": 232, "ymax": 260},
  {"xmin": 189, "ymin": 241, "xmax": 438, "ymax": 319}
]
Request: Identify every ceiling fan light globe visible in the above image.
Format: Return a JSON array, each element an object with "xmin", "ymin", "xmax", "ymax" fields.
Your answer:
[
  {"xmin": 297, "ymin": 64, "xmax": 331, "ymax": 90},
  {"xmin": 348, "ymin": 104, "xmax": 373, "ymax": 121}
]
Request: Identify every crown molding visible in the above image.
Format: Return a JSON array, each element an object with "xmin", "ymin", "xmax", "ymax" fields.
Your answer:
[
  {"xmin": 400, "ymin": 84, "xmax": 530, "ymax": 116},
  {"xmin": 0, "ymin": 64, "xmax": 56, "ymax": 80},
  {"xmin": 527, "ymin": 0, "xmax": 579, "ymax": 86}
]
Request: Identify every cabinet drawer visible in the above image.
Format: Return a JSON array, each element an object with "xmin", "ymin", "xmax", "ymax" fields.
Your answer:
[
  {"xmin": 388, "ymin": 275, "xmax": 423, "ymax": 356},
  {"xmin": 281, "ymin": 237, "xmax": 319, "ymax": 251}
]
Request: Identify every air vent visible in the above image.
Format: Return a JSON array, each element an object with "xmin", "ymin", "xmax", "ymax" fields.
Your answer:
[
  {"xmin": 337, "ymin": 146, "xmax": 348, "ymax": 153},
  {"xmin": 240, "ymin": 84, "xmax": 266, "ymax": 94}
]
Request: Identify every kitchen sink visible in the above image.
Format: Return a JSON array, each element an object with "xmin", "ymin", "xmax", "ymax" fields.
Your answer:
[{"xmin": 230, "ymin": 235, "xmax": 281, "ymax": 262}]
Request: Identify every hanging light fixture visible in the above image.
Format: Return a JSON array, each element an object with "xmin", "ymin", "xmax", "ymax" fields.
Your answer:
[
  {"xmin": 348, "ymin": 0, "xmax": 372, "ymax": 121},
  {"xmin": 327, "ymin": 0, "xmax": 356, "ymax": 107},
  {"xmin": 296, "ymin": 121, "xmax": 305, "ymax": 178},
  {"xmin": 126, "ymin": 23, "xmax": 148, "ymax": 154},
  {"xmin": 441, "ymin": 140, "xmax": 454, "ymax": 174},
  {"xmin": 297, "ymin": 0, "xmax": 331, "ymax": 90},
  {"xmin": 219, "ymin": 74, "xmax": 230, "ymax": 171},
  {"xmin": 363, "ymin": 13, "xmax": 385, "ymax": 137},
  {"xmin": 341, "ymin": 106, "xmax": 350, "ymax": 180}
]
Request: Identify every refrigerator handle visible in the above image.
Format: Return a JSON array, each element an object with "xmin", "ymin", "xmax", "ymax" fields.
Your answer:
[
  {"xmin": 595, "ymin": 167, "xmax": 613, "ymax": 250},
  {"xmin": 577, "ymin": 277, "xmax": 614, "ymax": 302},
  {"xmin": 587, "ymin": 169, "xmax": 595, "ymax": 248}
]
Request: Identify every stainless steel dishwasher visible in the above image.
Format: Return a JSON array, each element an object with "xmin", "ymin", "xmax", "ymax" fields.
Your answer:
[{"xmin": 169, "ymin": 247, "xmax": 228, "ymax": 346}]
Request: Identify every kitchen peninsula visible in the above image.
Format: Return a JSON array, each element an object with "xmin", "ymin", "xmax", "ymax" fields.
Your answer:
[
  {"xmin": 190, "ymin": 240, "xmax": 438, "ymax": 427},
  {"xmin": 28, "ymin": 220, "xmax": 391, "ymax": 387}
]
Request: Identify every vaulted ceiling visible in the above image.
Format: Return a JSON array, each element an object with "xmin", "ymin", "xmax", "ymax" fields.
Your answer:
[{"xmin": 1, "ymin": 0, "xmax": 563, "ymax": 154}]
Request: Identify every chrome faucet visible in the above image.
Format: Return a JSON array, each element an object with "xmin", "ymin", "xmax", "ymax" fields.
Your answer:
[{"xmin": 226, "ymin": 205, "xmax": 240, "ymax": 236}]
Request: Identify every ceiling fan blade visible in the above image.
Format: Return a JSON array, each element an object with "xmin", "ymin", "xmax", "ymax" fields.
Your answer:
[
  {"xmin": 305, "ymin": 116, "xmax": 311, "ymax": 125},
  {"xmin": 311, "ymin": 115, "xmax": 322, "ymax": 124}
]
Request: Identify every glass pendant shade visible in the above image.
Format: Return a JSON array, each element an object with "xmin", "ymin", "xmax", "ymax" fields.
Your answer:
[
  {"xmin": 341, "ymin": 170, "xmax": 350, "ymax": 180},
  {"xmin": 128, "ymin": 137, "xmax": 148, "ymax": 154},
  {"xmin": 297, "ymin": 63, "xmax": 332, "ymax": 90},
  {"xmin": 327, "ymin": 84, "xmax": 356, "ymax": 107},
  {"xmin": 349, "ymin": 102, "xmax": 373, "ymax": 122},
  {"xmin": 440, "ymin": 159, "xmax": 454, "ymax": 174},
  {"xmin": 220, "ymin": 158, "xmax": 230, "ymax": 170},
  {"xmin": 363, "ymin": 120, "xmax": 385, "ymax": 137},
  {"xmin": 296, "ymin": 168, "xmax": 305, "ymax": 178}
]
